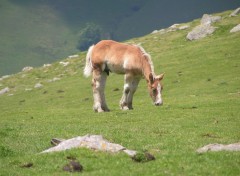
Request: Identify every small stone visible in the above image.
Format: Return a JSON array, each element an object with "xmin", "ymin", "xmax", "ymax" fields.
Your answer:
[
  {"xmin": 151, "ymin": 30, "xmax": 159, "ymax": 34},
  {"xmin": 68, "ymin": 55, "xmax": 78, "ymax": 59},
  {"xmin": 34, "ymin": 83, "xmax": 43, "ymax": 88},
  {"xmin": 43, "ymin": 64, "xmax": 51, "ymax": 68},
  {"xmin": 230, "ymin": 24, "xmax": 240, "ymax": 33},
  {"xmin": 22, "ymin": 66, "xmax": 33, "ymax": 72},
  {"xmin": 59, "ymin": 61, "xmax": 69, "ymax": 67},
  {"xmin": 179, "ymin": 25, "xmax": 189, "ymax": 30},
  {"xmin": 0, "ymin": 87, "xmax": 10, "ymax": 95},
  {"xmin": 25, "ymin": 88, "xmax": 32, "ymax": 91}
]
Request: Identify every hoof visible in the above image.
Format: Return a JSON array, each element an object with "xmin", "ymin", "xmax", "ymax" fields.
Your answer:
[
  {"xmin": 121, "ymin": 106, "xmax": 129, "ymax": 110},
  {"xmin": 102, "ymin": 107, "xmax": 110, "ymax": 112},
  {"xmin": 94, "ymin": 108, "xmax": 110, "ymax": 113}
]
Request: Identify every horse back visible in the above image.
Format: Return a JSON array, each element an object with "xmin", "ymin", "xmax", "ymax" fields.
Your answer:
[{"xmin": 91, "ymin": 40, "xmax": 143, "ymax": 75}]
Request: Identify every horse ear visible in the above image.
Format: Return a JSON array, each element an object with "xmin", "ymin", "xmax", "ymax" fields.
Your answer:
[
  {"xmin": 156, "ymin": 73, "xmax": 165, "ymax": 80},
  {"xmin": 149, "ymin": 73, "xmax": 154, "ymax": 84}
]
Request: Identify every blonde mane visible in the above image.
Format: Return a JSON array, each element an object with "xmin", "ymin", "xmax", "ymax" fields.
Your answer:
[{"xmin": 135, "ymin": 44, "xmax": 155, "ymax": 76}]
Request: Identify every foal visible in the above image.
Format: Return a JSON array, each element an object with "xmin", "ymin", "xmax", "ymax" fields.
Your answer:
[{"xmin": 84, "ymin": 40, "xmax": 164, "ymax": 112}]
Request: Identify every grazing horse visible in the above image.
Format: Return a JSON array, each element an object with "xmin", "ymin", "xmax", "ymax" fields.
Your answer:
[{"xmin": 84, "ymin": 40, "xmax": 164, "ymax": 112}]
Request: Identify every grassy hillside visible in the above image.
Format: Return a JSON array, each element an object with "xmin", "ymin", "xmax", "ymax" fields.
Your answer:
[
  {"xmin": 1, "ymin": 0, "xmax": 240, "ymax": 76},
  {"xmin": 0, "ymin": 0, "xmax": 79, "ymax": 76},
  {"xmin": 0, "ymin": 10, "xmax": 239, "ymax": 175}
]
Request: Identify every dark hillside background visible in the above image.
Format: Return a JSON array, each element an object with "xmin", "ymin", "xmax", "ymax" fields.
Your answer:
[{"xmin": 1, "ymin": 0, "xmax": 240, "ymax": 76}]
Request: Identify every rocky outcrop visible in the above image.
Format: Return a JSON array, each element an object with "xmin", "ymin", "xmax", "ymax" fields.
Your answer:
[
  {"xmin": 151, "ymin": 24, "xmax": 189, "ymax": 34},
  {"xmin": 229, "ymin": 7, "xmax": 240, "ymax": 17},
  {"xmin": 41, "ymin": 134, "xmax": 137, "ymax": 157},
  {"xmin": 187, "ymin": 14, "xmax": 221, "ymax": 41},
  {"xmin": 230, "ymin": 24, "xmax": 240, "ymax": 33},
  {"xmin": 187, "ymin": 24, "xmax": 216, "ymax": 41},
  {"xmin": 197, "ymin": 142, "xmax": 240, "ymax": 153},
  {"xmin": 200, "ymin": 14, "xmax": 221, "ymax": 25}
]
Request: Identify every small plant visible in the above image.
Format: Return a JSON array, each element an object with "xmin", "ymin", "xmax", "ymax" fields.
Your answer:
[{"xmin": 131, "ymin": 151, "xmax": 155, "ymax": 163}]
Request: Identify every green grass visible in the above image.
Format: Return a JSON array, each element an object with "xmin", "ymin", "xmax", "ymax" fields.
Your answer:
[{"xmin": 0, "ymin": 11, "xmax": 240, "ymax": 175}]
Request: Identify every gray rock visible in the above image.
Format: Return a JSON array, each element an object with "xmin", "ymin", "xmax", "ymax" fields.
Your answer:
[
  {"xmin": 168, "ymin": 24, "xmax": 189, "ymax": 32},
  {"xmin": 47, "ymin": 77, "xmax": 61, "ymax": 83},
  {"xmin": 41, "ymin": 134, "xmax": 137, "ymax": 157},
  {"xmin": 22, "ymin": 66, "xmax": 33, "ymax": 72},
  {"xmin": 0, "ymin": 87, "xmax": 10, "ymax": 95},
  {"xmin": 187, "ymin": 24, "xmax": 216, "ymax": 40},
  {"xmin": 230, "ymin": 24, "xmax": 240, "ymax": 33},
  {"xmin": 168, "ymin": 24, "xmax": 180, "ymax": 31},
  {"xmin": 187, "ymin": 14, "xmax": 221, "ymax": 41},
  {"xmin": 59, "ymin": 61, "xmax": 69, "ymax": 67},
  {"xmin": 43, "ymin": 64, "xmax": 51, "ymax": 68},
  {"xmin": 151, "ymin": 30, "xmax": 159, "ymax": 34},
  {"xmin": 201, "ymin": 14, "xmax": 221, "ymax": 25},
  {"xmin": 151, "ymin": 24, "xmax": 189, "ymax": 35},
  {"xmin": 197, "ymin": 142, "xmax": 240, "ymax": 153},
  {"xmin": 229, "ymin": 7, "xmax": 240, "ymax": 17},
  {"xmin": 34, "ymin": 83, "xmax": 43, "ymax": 88},
  {"xmin": 179, "ymin": 25, "xmax": 190, "ymax": 30},
  {"xmin": 68, "ymin": 54, "xmax": 78, "ymax": 59}
]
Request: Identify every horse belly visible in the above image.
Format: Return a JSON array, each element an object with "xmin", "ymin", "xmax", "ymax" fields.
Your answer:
[{"xmin": 106, "ymin": 61, "xmax": 126, "ymax": 74}]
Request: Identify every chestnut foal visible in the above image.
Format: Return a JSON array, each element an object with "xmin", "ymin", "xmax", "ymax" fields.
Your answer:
[{"xmin": 84, "ymin": 40, "xmax": 164, "ymax": 112}]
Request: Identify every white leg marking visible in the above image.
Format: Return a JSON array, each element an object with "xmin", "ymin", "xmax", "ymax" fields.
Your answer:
[
  {"xmin": 92, "ymin": 71, "xmax": 109, "ymax": 112},
  {"xmin": 120, "ymin": 74, "xmax": 140, "ymax": 110}
]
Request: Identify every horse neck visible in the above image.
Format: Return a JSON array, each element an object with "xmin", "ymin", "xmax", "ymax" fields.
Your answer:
[{"xmin": 142, "ymin": 56, "xmax": 155, "ymax": 83}]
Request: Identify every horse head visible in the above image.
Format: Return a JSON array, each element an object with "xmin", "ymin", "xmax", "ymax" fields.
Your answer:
[{"xmin": 148, "ymin": 73, "xmax": 164, "ymax": 106}]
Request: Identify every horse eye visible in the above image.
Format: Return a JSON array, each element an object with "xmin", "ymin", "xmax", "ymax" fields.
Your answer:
[{"xmin": 152, "ymin": 88, "xmax": 157, "ymax": 94}]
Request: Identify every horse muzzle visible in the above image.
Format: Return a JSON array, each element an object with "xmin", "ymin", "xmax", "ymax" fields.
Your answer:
[{"xmin": 154, "ymin": 100, "xmax": 163, "ymax": 106}]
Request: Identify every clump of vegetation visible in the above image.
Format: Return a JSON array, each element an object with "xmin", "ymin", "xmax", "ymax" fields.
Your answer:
[
  {"xmin": 76, "ymin": 23, "xmax": 103, "ymax": 51},
  {"xmin": 132, "ymin": 152, "xmax": 155, "ymax": 162}
]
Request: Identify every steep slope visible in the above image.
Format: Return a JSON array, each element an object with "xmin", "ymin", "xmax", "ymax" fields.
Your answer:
[
  {"xmin": 0, "ymin": 0, "xmax": 78, "ymax": 76},
  {"xmin": 1, "ymin": 0, "xmax": 240, "ymax": 76},
  {"xmin": 0, "ymin": 10, "xmax": 239, "ymax": 175}
]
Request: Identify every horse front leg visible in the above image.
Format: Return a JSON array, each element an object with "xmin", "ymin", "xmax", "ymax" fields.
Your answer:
[
  {"xmin": 126, "ymin": 78, "xmax": 140, "ymax": 110},
  {"xmin": 120, "ymin": 74, "xmax": 139, "ymax": 110},
  {"xmin": 92, "ymin": 70, "xmax": 110, "ymax": 112},
  {"xmin": 120, "ymin": 83, "xmax": 131, "ymax": 110}
]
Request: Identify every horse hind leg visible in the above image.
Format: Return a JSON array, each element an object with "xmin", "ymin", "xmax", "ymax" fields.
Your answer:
[
  {"xmin": 92, "ymin": 70, "xmax": 110, "ymax": 112},
  {"xmin": 100, "ymin": 72, "xmax": 110, "ymax": 112}
]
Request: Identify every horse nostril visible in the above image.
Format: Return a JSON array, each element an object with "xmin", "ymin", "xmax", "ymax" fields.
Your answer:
[{"xmin": 155, "ymin": 102, "xmax": 162, "ymax": 106}]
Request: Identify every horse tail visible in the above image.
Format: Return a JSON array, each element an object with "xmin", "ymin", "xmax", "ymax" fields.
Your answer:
[{"xmin": 83, "ymin": 45, "xmax": 94, "ymax": 77}]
